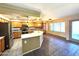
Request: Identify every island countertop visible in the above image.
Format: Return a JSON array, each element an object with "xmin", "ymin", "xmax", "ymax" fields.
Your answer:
[{"xmin": 21, "ymin": 31, "xmax": 43, "ymax": 39}]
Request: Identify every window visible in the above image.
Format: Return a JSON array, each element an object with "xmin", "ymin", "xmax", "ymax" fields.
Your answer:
[
  {"xmin": 53, "ymin": 23, "xmax": 60, "ymax": 32},
  {"xmin": 50, "ymin": 22, "xmax": 65, "ymax": 32},
  {"xmin": 60, "ymin": 22, "xmax": 65, "ymax": 32},
  {"xmin": 50, "ymin": 23, "xmax": 54, "ymax": 31}
]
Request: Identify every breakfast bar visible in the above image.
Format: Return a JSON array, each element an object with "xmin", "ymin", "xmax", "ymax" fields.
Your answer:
[{"xmin": 21, "ymin": 31, "xmax": 43, "ymax": 55}]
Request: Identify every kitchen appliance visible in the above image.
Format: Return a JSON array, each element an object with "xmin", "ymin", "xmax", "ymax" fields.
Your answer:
[
  {"xmin": 21, "ymin": 25, "xmax": 29, "ymax": 34},
  {"xmin": 0, "ymin": 22, "xmax": 13, "ymax": 49}
]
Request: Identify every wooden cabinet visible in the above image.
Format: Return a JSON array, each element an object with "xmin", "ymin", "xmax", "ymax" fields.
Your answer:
[
  {"xmin": 1, "ymin": 38, "xmax": 5, "ymax": 51},
  {"xmin": 0, "ymin": 40, "xmax": 1, "ymax": 52},
  {"xmin": 0, "ymin": 36, "xmax": 5, "ymax": 55},
  {"xmin": 13, "ymin": 32, "xmax": 21, "ymax": 39},
  {"xmin": 11, "ymin": 22, "xmax": 22, "ymax": 28}
]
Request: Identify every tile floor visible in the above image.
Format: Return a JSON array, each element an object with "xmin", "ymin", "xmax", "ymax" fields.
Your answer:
[
  {"xmin": 2, "ymin": 38, "xmax": 22, "ymax": 56},
  {"xmin": 1, "ymin": 34, "xmax": 79, "ymax": 56}
]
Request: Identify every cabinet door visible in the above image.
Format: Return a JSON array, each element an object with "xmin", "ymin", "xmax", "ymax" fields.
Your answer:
[
  {"xmin": 0, "ymin": 40, "xmax": 1, "ymax": 53},
  {"xmin": 17, "ymin": 32, "xmax": 21, "ymax": 38},
  {"xmin": 1, "ymin": 38, "xmax": 5, "ymax": 52},
  {"xmin": 13, "ymin": 32, "xmax": 21, "ymax": 39},
  {"xmin": 13, "ymin": 32, "xmax": 17, "ymax": 39}
]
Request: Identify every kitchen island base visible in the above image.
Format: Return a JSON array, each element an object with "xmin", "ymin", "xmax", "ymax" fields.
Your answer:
[{"xmin": 21, "ymin": 31, "xmax": 43, "ymax": 55}]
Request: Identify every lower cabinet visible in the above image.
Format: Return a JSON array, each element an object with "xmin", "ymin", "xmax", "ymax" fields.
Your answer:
[
  {"xmin": 13, "ymin": 32, "xmax": 21, "ymax": 39},
  {"xmin": 0, "ymin": 36, "xmax": 5, "ymax": 55},
  {"xmin": 0, "ymin": 40, "xmax": 1, "ymax": 53}
]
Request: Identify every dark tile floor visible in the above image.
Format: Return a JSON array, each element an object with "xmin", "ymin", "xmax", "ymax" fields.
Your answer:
[{"xmin": 24, "ymin": 34, "xmax": 79, "ymax": 56}]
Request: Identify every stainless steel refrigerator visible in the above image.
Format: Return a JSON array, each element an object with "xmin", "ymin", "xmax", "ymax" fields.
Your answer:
[{"xmin": 0, "ymin": 22, "xmax": 13, "ymax": 49}]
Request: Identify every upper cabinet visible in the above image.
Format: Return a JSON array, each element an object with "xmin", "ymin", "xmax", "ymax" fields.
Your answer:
[{"xmin": 11, "ymin": 21, "xmax": 22, "ymax": 28}]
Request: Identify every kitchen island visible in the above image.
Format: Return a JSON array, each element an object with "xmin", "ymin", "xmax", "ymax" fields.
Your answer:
[{"xmin": 21, "ymin": 31, "xmax": 43, "ymax": 55}]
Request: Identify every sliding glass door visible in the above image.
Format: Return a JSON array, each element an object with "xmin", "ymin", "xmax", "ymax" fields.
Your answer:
[{"xmin": 72, "ymin": 21, "xmax": 79, "ymax": 41}]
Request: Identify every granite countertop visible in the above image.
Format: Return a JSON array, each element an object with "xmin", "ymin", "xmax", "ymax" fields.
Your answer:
[
  {"xmin": 0, "ymin": 36, "xmax": 4, "ymax": 40},
  {"xmin": 21, "ymin": 31, "xmax": 43, "ymax": 39}
]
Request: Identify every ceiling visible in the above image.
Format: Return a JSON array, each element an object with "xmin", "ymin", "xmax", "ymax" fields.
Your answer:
[
  {"xmin": 0, "ymin": 3, "xmax": 41, "ymax": 17},
  {"xmin": 0, "ymin": 3, "xmax": 79, "ymax": 20},
  {"xmin": 7, "ymin": 3, "xmax": 79, "ymax": 20},
  {"xmin": 26, "ymin": 3, "xmax": 79, "ymax": 19}
]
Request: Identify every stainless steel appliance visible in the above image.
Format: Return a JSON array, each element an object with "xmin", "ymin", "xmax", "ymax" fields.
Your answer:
[
  {"xmin": 0, "ymin": 22, "xmax": 13, "ymax": 49},
  {"xmin": 21, "ymin": 25, "xmax": 29, "ymax": 34}
]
